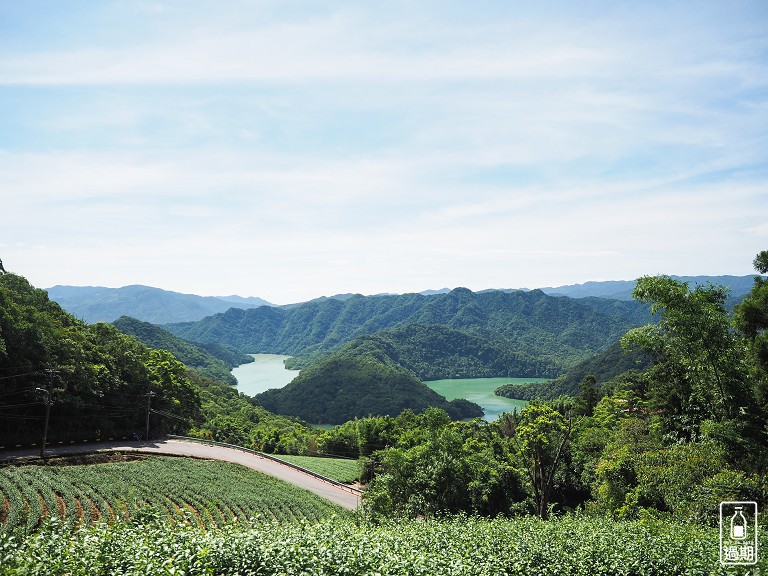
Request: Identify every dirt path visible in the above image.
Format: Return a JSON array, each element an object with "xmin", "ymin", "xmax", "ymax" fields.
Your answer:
[{"xmin": 0, "ymin": 439, "xmax": 361, "ymax": 510}]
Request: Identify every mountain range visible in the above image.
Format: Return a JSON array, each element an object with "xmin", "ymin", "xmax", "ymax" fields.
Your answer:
[
  {"xmin": 537, "ymin": 275, "xmax": 761, "ymax": 301},
  {"xmin": 162, "ymin": 287, "xmax": 652, "ymax": 377},
  {"xmin": 43, "ymin": 275, "xmax": 759, "ymax": 424},
  {"xmin": 45, "ymin": 284, "xmax": 274, "ymax": 323},
  {"xmin": 46, "ymin": 276, "xmax": 759, "ymax": 324}
]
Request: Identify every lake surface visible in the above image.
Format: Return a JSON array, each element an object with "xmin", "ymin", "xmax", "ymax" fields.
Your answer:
[
  {"xmin": 231, "ymin": 356, "xmax": 545, "ymax": 422},
  {"xmin": 424, "ymin": 377, "xmax": 548, "ymax": 421},
  {"xmin": 231, "ymin": 354, "xmax": 300, "ymax": 397}
]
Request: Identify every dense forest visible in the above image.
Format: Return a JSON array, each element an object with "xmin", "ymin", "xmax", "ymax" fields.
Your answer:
[
  {"xmin": 495, "ymin": 339, "xmax": 652, "ymax": 401},
  {"xmin": 164, "ymin": 287, "xmax": 651, "ymax": 377},
  {"xmin": 293, "ymin": 323, "xmax": 561, "ymax": 379},
  {"xmin": 112, "ymin": 315, "xmax": 252, "ymax": 385},
  {"xmin": 0, "ymin": 274, "xmax": 311, "ymax": 452},
  {"xmin": 0, "ymin": 275, "xmax": 201, "ymax": 445}
]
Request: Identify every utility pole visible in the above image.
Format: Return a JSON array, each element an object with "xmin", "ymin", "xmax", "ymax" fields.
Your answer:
[
  {"xmin": 36, "ymin": 368, "xmax": 57, "ymax": 458},
  {"xmin": 145, "ymin": 391, "xmax": 155, "ymax": 440}
]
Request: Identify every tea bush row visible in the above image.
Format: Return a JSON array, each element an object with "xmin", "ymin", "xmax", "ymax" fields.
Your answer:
[
  {"xmin": 0, "ymin": 455, "xmax": 345, "ymax": 532},
  {"xmin": 2, "ymin": 514, "xmax": 763, "ymax": 575}
]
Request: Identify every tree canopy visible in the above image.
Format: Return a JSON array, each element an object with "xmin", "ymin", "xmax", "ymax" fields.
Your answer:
[{"xmin": 0, "ymin": 275, "xmax": 201, "ymax": 444}]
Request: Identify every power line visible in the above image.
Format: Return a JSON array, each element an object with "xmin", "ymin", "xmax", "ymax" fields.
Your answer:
[
  {"xmin": 150, "ymin": 408, "xmax": 191, "ymax": 423},
  {"xmin": 0, "ymin": 363, "xmax": 43, "ymax": 373},
  {"xmin": 0, "ymin": 401, "xmax": 43, "ymax": 409},
  {"xmin": 0, "ymin": 371, "xmax": 42, "ymax": 381},
  {"xmin": 0, "ymin": 414, "xmax": 42, "ymax": 421},
  {"xmin": 0, "ymin": 386, "xmax": 39, "ymax": 398}
]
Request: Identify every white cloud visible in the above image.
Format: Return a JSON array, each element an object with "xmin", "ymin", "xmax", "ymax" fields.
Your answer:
[{"xmin": 0, "ymin": 1, "xmax": 766, "ymax": 301}]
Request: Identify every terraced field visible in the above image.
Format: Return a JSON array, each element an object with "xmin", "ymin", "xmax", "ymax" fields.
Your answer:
[{"xmin": 0, "ymin": 453, "xmax": 348, "ymax": 533}]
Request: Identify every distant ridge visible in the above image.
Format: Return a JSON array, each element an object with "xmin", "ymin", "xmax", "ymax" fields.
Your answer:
[
  {"xmin": 537, "ymin": 275, "xmax": 760, "ymax": 301},
  {"xmin": 46, "ymin": 276, "xmax": 758, "ymax": 325},
  {"xmin": 46, "ymin": 284, "xmax": 275, "ymax": 324},
  {"xmin": 164, "ymin": 287, "xmax": 650, "ymax": 376}
]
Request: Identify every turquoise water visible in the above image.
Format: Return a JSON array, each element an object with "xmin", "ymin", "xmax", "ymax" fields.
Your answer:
[
  {"xmin": 231, "ymin": 354, "xmax": 300, "ymax": 396},
  {"xmin": 231, "ymin": 355, "xmax": 543, "ymax": 422},
  {"xmin": 424, "ymin": 377, "xmax": 547, "ymax": 421}
]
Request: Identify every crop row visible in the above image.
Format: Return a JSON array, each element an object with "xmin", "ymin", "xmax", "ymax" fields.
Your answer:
[
  {"xmin": 0, "ymin": 455, "xmax": 346, "ymax": 533},
  {"xmin": 2, "ymin": 514, "xmax": 762, "ymax": 575}
]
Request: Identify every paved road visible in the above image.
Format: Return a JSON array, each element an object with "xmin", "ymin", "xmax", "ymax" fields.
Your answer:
[{"xmin": 0, "ymin": 439, "xmax": 361, "ymax": 510}]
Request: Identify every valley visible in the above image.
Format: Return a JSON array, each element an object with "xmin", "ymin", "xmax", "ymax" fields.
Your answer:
[
  {"xmin": 2, "ymin": 262, "xmax": 767, "ymax": 574},
  {"xmin": 230, "ymin": 354, "xmax": 542, "ymax": 421}
]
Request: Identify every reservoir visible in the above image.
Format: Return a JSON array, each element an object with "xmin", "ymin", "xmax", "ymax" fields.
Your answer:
[
  {"xmin": 424, "ymin": 377, "xmax": 548, "ymax": 421},
  {"xmin": 231, "ymin": 354, "xmax": 300, "ymax": 397},
  {"xmin": 232, "ymin": 355, "xmax": 545, "ymax": 422}
]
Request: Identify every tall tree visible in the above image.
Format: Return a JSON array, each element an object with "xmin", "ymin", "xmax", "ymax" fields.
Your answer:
[
  {"xmin": 515, "ymin": 403, "xmax": 573, "ymax": 519},
  {"xmin": 621, "ymin": 275, "xmax": 751, "ymax": 441},
  {"xmin": 734, "ymin": 250, "xmax": 768, "ymax": 416}
]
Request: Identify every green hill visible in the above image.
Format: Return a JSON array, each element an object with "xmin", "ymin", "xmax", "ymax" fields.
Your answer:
[
  {"xmin": 0, "ymin": 274, "xmax": 201, "ymax": 445},
  {"xmin": 112, "ymin": 316, "xmax": 252, "ymax": 385},
  {"xmin": 166, "ymin": 288, "xmax": 650, "ymax": 377},
  {"xmin": 257, "ymin": 337, "xmax": 483, "ymax": 424},
  {"xmin": 295, "ymin": 324, "xmax": 561, "ymax": 380},
  {"xmin": 495, "ymin": 339, "xmax": 652, "ymax": 401}
]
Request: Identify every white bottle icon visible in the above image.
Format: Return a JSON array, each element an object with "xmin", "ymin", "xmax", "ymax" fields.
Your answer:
[{"xmin": 730, "ymin": 506, "xmax": 747, "ymax": 540}]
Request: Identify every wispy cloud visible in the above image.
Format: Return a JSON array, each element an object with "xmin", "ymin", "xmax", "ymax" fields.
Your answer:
[{"xmin": 0, "ymin": 1, "xmax": 766, "ymax": 302}]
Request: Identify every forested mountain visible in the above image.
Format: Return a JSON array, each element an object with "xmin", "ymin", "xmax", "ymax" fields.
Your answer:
[
  {"xmin": 257, "ymin": 337, "xmax": 483, "ymax": 424},
  {"xmin": 293, "ymin": 324, "xmax": 561, "ymax": 380},
  {"xmin": 46, "ymin": 284, "xmax": 274, "ymax": 324},
  {"xmin": 538, "ymin": 275, "xmax": 761, "ymax": 301},
  {"xmin": 495, "ymin": 339, "xmax": 652, "ymax": 401},
  {"xmin": 0, "ymin": 273, "xmax": 319, "ymax": 453},
  {"xmin": 0, "ymin": 275, "xmax": 202, "ymax": 445},
  {"xmin": 166, "ymin": 287, "xmax": 650, "ymax": 378},
  {"xmin": 112, "ymin": 316, "xmax": 253, "ymax": 385}
]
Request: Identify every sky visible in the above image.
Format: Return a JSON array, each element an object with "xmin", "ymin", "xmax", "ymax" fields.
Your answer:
[{"xmin": 1, "ymin": 1, "xmax": 766, "ymax": 305}]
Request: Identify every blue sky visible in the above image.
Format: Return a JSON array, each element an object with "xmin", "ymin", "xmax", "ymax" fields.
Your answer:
[{"xmin": 1, "ymin": 1, "xmax": 766, "ymax": 304}]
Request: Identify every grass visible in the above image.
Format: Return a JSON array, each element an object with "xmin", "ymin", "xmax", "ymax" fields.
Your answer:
[{"xmin": 273, "ymin": 454, "xmax": 360, "ymax": 483}]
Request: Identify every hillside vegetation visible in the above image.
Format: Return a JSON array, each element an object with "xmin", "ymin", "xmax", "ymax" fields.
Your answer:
[
  {"xmin": 289, "ymin": 323, "xmax": 561, "ymax": 378},
  {"xmin": 0, "ymin": 273, "xmax": 316, "ymax": 454},
  {"xmin": 166, "ymin": 287, "xmax": 650, "ymax": 377},
  {"xmin": 0, "ymin": 275, "xmax": 201, "ymax": 445},
  {"xmin": 258, "ymin": 339, "xmax": 483, "ymax": 423},
  {"xmin": 112, "ymin": 315, "xmax": 252, "ymax": 385},
  {"xmin": 495, "ymin": 339, "xmax": 652, "ymax": 401}
]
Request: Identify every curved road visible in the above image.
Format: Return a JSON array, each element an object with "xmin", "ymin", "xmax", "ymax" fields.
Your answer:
[{"xmin": 0, "ymin": 439, "xmax": 361, "ymax": 510}]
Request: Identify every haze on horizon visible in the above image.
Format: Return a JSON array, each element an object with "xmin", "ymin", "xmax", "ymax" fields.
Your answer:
[{"xmin": 1, "ymin": 1, "xmax": 766, "ymax": 305}]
